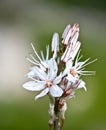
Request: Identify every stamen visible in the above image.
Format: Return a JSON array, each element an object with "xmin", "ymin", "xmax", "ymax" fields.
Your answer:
[
  {"xmin": 30, "ymin": 77, "xmax": 45, "ymax": 83},
  {"xmin": 26, "ymin": 57, "xmax": 39, "ymax": 65},
  {"xmin": 79, "ymin": 71, "xmax": 96, "ymax": 75},
  {"xmin": 29, "ymin": 54, "xmax": 39, "ymax": 64},
  {"xmin": 80, "ymin": 58, "xmax": 97, "ymax": 69},
  {"xmin": 75, "ymin": 50, "xmax": 83, "ymax": 64},
  {"xmin": 76, "ymin": 58, "xmax": 91, "ymax": 70},
  {"xmin": 31, "ymin": 43, "xmax": 42, "ymax": 62},
  {"xmin": 41, "ymin": 51, "xmax": 45, "ymax": 61},
  {"xmin": 46, "ymin": 45, "xmax": 49, "ymax": 60}
]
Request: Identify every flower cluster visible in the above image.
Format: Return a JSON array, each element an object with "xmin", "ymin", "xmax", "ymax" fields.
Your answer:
[{"xmin": 23, "ymin": 23, "xmax": 96, "ymax": 129}]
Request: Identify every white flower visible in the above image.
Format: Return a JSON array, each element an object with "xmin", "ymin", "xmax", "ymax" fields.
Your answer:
[
  {"xmin": 23, "ymin": 44, "xmax": 63, "ymax": 100},
  {"xmin": 63, "ymin": 51, "xmax": 97, "ymax": 84}
]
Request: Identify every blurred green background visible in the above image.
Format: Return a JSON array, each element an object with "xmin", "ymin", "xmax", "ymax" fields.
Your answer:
[{"xmin": 0, "ymin": 0, "xmax": 106, "ymax": 130}]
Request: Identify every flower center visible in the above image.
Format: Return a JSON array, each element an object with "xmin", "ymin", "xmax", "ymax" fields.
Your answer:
[
  {"xmin": 70, "ymin": 68, "xmax": 76, "ymax": 76},
  {"xmin": 45, "ymin": 80, "xmax": 53, "ymax": 88}
]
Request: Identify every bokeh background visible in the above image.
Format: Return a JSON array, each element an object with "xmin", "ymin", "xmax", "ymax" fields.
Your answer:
[{"xmin": 0, "ymin": 0, "xmax": 106, "ymax": 130}]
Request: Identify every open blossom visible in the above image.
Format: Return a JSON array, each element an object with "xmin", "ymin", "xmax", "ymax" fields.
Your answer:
[
  {"xmin": 23, "ymin": 44, "xmax": 63, "ymax": 100},
  {"xmin": 62, "ymin": 51, "xmax": 97, "ymax": 91},
  {"xmin": 66, "ymin": 53, "xmax": 97, "ymax": 78}
]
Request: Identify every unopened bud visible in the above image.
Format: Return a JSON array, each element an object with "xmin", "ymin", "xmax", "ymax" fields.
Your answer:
[
  {"xmin": 52, "ymin": 33, "xmax": 59, "ymax": 59},
  {"xmin": 60, "ymin": 102, "xmax": 67, "ymax": 127},
  {"xmin": 48, "ymin": 118, "xmax": 54, "ymax": 127},
  {"xmin": 48, "ymin": 103, "xmax": 54, "ymax": 117},
  {"xmin": 61, "ymin": 41, "xmax": 81, "ymax": 62},
  {"xmin": 60, "ymin": 102, "xmax": 67, "ymax": 119},
  {"xmin": 62, "ymin": 24, "xmax": 71, "ymax": 45},
  {"xmin": 62, "ymin": 23, "xmax": 79, "ymax": 45}
]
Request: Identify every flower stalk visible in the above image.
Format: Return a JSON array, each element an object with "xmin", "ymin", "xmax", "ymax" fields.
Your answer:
[
  {"xmin": 54, "ymin": 98, "xmax": 60, "ymax": 130},
  {"xmin": 23, "ymin": 23, "xmax": 96, "ymax": 130}
]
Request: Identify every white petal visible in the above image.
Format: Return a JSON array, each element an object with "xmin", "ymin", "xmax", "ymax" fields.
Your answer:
[
  {"xmin": 26, "ymin": 70, "xmax": 35, "ymax": 78},
  {"xmin": 39, "ymin": 63, "xmax": 46, "ymax": 71},
  {"xmin": 23, "ymin": 81, "xmax": 45, "ymax": 91},
  {"xmin": 54, "ymin": 73, "xmax": 62, "ymax": 84},
  {"xmin": 50, "ymin": 85, "xmax": 63, "ymax": 97},
  {"xmin": 26, "ymin": 67, "xmax": 39, "ymax": 78},
  {"xmin": 60, "ymin": 84, "xmax": 65, "ymax": 89},
  {"xmin": 66, "ymin": 74, "xmax": 77, "ymax": 83},
  {"xmin": 48, "ymin": 59, "xmax": 58, "ymax": 79},
  {"xmin": 77, "ymin": 80, "xmax": 87, "ymax": 91},
  {"xmin": 40, "ymin": 61, "xmax": 49, "ymax": 69},
  {"xmin": 35, "ymin": 88, "xmax": 49, "ymax": 100},
  {"xmin": 62, "ymin": 67, "xmax": 68, "ymax": 77},
  {"xmin": 66, "ymin": 59, "xmax": 73, "ymax": 69},
  {"xmin": 34, "ymin": 66, "xmax": 47, "ymax": 80}
]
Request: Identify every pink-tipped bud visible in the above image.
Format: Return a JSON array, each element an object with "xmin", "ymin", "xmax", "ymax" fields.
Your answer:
[
  {"xmin": 61, "ymin": 41, "xmax": 81, "ymax": 62},
  {"xmin": 62, "ymin": 23, "xmax": 79, "ymax": 45},
  {"xmin": 62, "ymin": 24, "xmax": 71, "ymax": 45}
]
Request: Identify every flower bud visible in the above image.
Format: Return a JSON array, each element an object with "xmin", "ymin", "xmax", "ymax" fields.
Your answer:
[
  {"xmin": 48, "ymin": 118, "xmax": 54, "ymax": 127},
  {"xmin": 60, "ymin": 102, "xmax": 67, "ymax": 126},
  {"xmin": 61, "ymin": 41, "xmax": 81, "ymax": 62},
  {"xmin": 62, "ymin": 24, "xmax": 71, "ymax": 45},
  {"xmin": 52, "ymin": 33, "xmax": 59, "ymax": 58},
  {"xmin": 48, "ymin": 103, "xmax": 54, "ymax": 117},
  {"xmin": 62, "ymin": 23, "xmax": 79, "ymax": 45}
]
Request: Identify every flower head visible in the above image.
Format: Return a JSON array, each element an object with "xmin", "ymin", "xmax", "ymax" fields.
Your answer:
[{"xmin": 23, "ymin": 23, "xmax": 96, "ymax": 129}]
